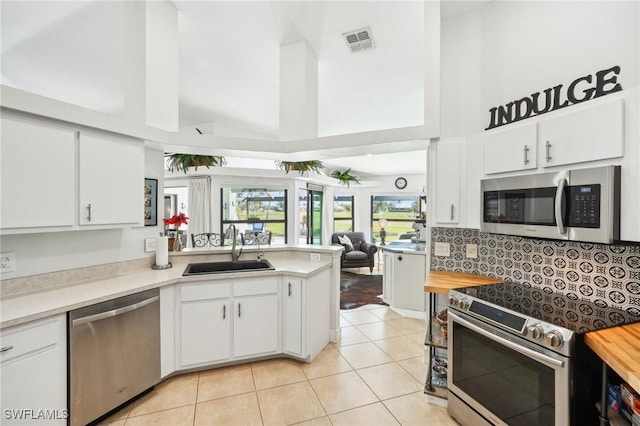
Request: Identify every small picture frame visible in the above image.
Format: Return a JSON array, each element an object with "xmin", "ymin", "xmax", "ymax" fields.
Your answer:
[{"xmin": 144, "ymin": 178, "xmax": 158, "ymax": 226}]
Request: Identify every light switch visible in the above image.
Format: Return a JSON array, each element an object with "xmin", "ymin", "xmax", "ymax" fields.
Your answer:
[
  {"xmin": 145, "ymin": 238, "xmax": 158, "ymax": 253},
  {"xmin": 434, "ymin": 242, "xmax": 450, "ymax": 257},
  {"xmin": 466, "ymin": 244, "xmax": 478, "ymax": 259}
]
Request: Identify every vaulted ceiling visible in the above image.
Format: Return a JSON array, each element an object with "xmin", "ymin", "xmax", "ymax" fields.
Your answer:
[{"xmin": 1, "ymin": 1, "xmax": 489, "ymax": 177}]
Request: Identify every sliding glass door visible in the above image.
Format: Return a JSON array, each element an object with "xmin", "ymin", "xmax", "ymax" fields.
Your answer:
[{"xmin": 299, "ymin": 185, "xmax": 323, "ymax": 245}]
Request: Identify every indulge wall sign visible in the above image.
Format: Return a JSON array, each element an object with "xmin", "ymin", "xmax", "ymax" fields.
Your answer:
[{"xmin": 485, "ymin": 65, "xmax": 623, "ymax": 130}]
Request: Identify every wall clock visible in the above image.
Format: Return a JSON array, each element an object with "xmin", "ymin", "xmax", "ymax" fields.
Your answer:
[{"xmin": 395, "ymin": 177, "xmax": 407, "ymax": 190}]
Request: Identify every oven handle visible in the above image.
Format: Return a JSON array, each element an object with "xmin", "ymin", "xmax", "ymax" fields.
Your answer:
[
  {"xmin": 555, "ymin": 178, "xmax": 567, "ymax": 235},
  {"xmin": 449, "ymin": 311, "xmax": 565, "ymax": 369}
]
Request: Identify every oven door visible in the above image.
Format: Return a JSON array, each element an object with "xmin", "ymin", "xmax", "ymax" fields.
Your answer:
[{"xmin": 448, "ymin": 310, "xmax": 570, "ymax": 426}]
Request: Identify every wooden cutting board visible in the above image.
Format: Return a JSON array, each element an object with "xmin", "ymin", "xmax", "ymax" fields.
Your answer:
[{"xmin": 424, "ymin": 270, "xmax": 503, "ymax": 295}]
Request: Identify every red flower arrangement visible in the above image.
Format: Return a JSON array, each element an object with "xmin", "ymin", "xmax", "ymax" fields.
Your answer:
[{"xmin": 163, "ymin": 213, "xmax": 189, "ymax": 227}]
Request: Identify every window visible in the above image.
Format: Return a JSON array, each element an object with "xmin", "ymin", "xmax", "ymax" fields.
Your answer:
[
  {"xmin": 221, "ymin": 187, "xmax": 288, "ymax": 244},
  {"xmin": 371, "ymin": 195, "xmax": 422, "ymax": 244},
  {"xmin": 333, "ymin": 195, "xmax": 354, "ymax": 232}
]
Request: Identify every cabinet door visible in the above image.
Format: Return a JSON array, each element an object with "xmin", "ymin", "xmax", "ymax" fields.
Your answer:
[
  {"xmin": 391, "ymin": 253, "xmax": 426, "ymax": 312},
  {"xmin": 283, "ymin": 277, "xmax": 303, "ymax": 356},
  {"xmin": 382, "ymin": 252, "xmax": 393, "ymax": 303},
  {"xmin": 434, "ymin": 140, "xmax": 463, "ymax": 225},
  {"xmin": 78, "ymin": 131, "xmax": 143, "ymax": 226},
  {"xmin": 1, "ymin": 114, "xmax": 76, "ymax": 230},
  {"xmin": 233, "ymin": 293, "xmax": 279, "ymax": 358},
  {"xmin": 177, "ymin": 282, "xmax": 231, "ymax": 369},
  {"xmin": 179, "ymin": 299, "xmax": 230, "ymax": 367},
  {"xmin": 1, "ymin": 315, "xmax": 67, "ymax": 425},
  {"xmin": 483, "ymin": 124, "xmax": 537, "ymax": 174},
  {"xmin": 539, "ymin": 98, "xmax": 623, "ymax": 168}
]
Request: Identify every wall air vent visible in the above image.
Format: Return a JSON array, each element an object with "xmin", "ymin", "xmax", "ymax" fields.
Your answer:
[{"xmin": 342, "ymin": 27, "xmax": 375, "ymax": 53}]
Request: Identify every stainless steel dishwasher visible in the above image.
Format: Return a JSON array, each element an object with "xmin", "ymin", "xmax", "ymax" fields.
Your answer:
[{"xmin": 68, "ymin": 288, "xmax": 160, "ymax": 426}]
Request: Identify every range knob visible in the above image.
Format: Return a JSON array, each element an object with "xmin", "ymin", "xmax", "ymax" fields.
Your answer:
[
  {"xmin": 527, "ymin": 324, "xmax": 544, "ymax": 340},
  {"xmin": 458, "ymin": 299, "xmax": 470, "ymax": 310},
  {"xmin": 448, "ymin": 296, "xmax": 457, "ymax": 307},
  {"xmin": 545, "ymin": 330, "xmax": 564, "ymax": 347}
]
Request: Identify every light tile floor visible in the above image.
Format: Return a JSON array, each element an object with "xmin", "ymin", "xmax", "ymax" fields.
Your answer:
[{"xmin": 99, "ymin": 304, "xmax": 458, "ymax": 426}]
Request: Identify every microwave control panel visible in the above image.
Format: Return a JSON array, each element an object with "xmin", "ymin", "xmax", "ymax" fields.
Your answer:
[{"xmin": 567, "ymin": 184, "xmax": 601, "ymax": 228}]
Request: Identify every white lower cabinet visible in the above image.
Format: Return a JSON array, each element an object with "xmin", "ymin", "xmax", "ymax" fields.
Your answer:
[
  {"xmin": 283, "ymin": 277, "xmax": 303, "ymax": 356},
  {"xmin": 173, "ymin": 272, "xmax": 330, "ymax": 373},
  {"xmin": 382, "ymin": 252, "xmax": 394, "ymax": 304},
  {"xmin": 382, "ymin": 251, "xmax": 426, "ymax": 313},
  {"xmin": 175, "ymin": 277, "xmax": 279, "ymax": 370},
  {"xmin": 178, "ymin": 282, "xmax": 231, "ymax": 368},
  {"xmin": 283, "ymin": 270, "xmax": 330, "ymax": 361},
  {"xmin": 0, "ymin": 314, "xmax": 67, "ymax": 425},
  {"xmin": 232, "ymin": 278, "xmax": 279, "ymax": 358}
]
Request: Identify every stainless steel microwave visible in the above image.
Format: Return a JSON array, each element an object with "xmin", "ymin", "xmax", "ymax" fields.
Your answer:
[{"xmin": 481, "ymin": 165, "xmax": 620, "ymax": 243}]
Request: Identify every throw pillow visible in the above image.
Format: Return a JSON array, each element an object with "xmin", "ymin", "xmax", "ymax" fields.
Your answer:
[{"xmin": 337, "ymin": 234, "xmax": 354, "ymax": 252}]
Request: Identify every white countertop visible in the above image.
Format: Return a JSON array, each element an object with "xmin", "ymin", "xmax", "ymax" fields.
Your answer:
[
  {"xmin": 379, "ymin": 240, "xmax": 428, "ymax": 253},
  {"xmin": 0, "ymin": 255, "xmax": 333, "ymax": 329}
]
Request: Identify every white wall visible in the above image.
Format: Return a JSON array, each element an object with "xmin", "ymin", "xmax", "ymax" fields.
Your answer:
[{"xmin": 441, "ymin": 1, "xmax": 640, "ymax": 138}]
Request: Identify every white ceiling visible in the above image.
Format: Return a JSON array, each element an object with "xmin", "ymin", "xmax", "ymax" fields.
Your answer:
[{"xmin": 0, "ymin": 1, "xmax": 489, "ymax": 178}]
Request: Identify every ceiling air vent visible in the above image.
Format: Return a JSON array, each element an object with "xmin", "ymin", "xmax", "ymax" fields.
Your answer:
[{"xmin": 342, "ymin": 27, "xmax": 375, "ymax": 53}]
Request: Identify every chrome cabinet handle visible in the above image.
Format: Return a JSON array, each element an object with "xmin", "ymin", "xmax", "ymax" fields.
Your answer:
[
  {"xmin": 288, "ymin": 283, "xmax": 292, "ymax": 297},
  {"xmin": 0, "ymin": 346, "xmax": 14, "ymax": 353},
  {"xmin": 86, "ymin": 203, "xmax": 92, "ymax": 222},
  {"xmin": 545, "ymin": 141, "xmax": 552, "ymax": 162},
  {"xmin": 523, "ymin": 145, "xmax": 529, "ymax": 165},
  {"xmin": 450, "ymin": 204, "xmax": 454, "ymax": 221}
]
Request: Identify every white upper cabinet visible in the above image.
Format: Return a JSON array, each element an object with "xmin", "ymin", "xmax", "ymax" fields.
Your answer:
[
  {"xmin": 1, "ymin": 113, "xmax": 76, "ymax": 230},
  {"xmin": 431, "ymin": 139, "xmax": 466, "ymax": 227},
  {"xmin": 539, "ymin": 99, "xmax": 624, "ymax": 168},
  {"xmin": 0, "ymin": 112, "xmax": 145, "ymax": 233},
  {"xmin": 482, "ymin": 123, "xmax": 538, "ymax": 174},
  {"xmin": 78, "ymin": 131, "xmax": 144, "ymax": 226}
]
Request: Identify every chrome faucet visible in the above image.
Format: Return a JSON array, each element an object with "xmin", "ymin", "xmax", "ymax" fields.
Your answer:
[{"xmin": 225, "ymin": 225, "xmax": 241, "ymax": 262}]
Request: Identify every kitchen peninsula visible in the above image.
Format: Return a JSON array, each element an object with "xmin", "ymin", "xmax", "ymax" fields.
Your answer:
[
  {"xmin": 1, "ymin": 244, "xmax": 343, "ymax": 425},
  {"xmin": 1, "ymin": 245, "xmax": 342, "ymax": 330}
]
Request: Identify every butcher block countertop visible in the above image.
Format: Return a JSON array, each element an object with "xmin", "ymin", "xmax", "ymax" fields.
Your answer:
[
  {"xmin": 424, "ymin": 270, "xmax": 503, "ymax": 295},
  {"xmin": 584, "ymin": 322, "xmax": 640, "ymax": 392}
]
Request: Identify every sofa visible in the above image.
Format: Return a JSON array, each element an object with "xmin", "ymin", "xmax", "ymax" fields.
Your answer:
[{"xmin": 331, "ymin": 231, "xmax": 378, "ymax": 273}]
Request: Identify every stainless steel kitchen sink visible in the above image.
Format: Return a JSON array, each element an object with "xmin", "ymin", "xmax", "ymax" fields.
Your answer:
[{"xmin": 182, "ymin": 260, "xmax": 275, "ymax": 276}]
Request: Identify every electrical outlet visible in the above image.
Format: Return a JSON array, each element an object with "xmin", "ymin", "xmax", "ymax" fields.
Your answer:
[
  {"xmin": 145, "ymin": 238, "xmax": 158, "ymax": 252},
  {"xmin": 434, "ymin": 242, "xmax": 450, "ymax": 257},
  {"xmin": 1, "ymin": 252, "xmax": 16, "ymax": 273},
  {"xmin": 310, "ymin": 253, "xmax": 321, "ymax": 261},
  {"xmin": 466, "ymin": 244, "xmax": 478, "ymax": 259}
]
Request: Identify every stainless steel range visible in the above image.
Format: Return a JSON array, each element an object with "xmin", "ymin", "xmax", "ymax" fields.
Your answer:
[{"xmin": 447, "ymin": 282, "xmax": 640, "ymax": 426}]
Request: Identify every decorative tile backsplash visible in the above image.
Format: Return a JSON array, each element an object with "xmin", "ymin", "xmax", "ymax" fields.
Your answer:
[{"xmin": 431, "ymin": 227, "xmax": 640, "ymax": 313}]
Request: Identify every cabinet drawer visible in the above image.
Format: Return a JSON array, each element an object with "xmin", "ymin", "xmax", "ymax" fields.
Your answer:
[
  {"xmin": 234, "ymin": 278, "xmax": 279, "ymax": 297},
  {"xmin": 1, "ymin": 316, "xmax": 64, "ymax": 363},
  {"xmin": 181, "ymin": 282, "xmax": 231, "ymax": 301}
]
